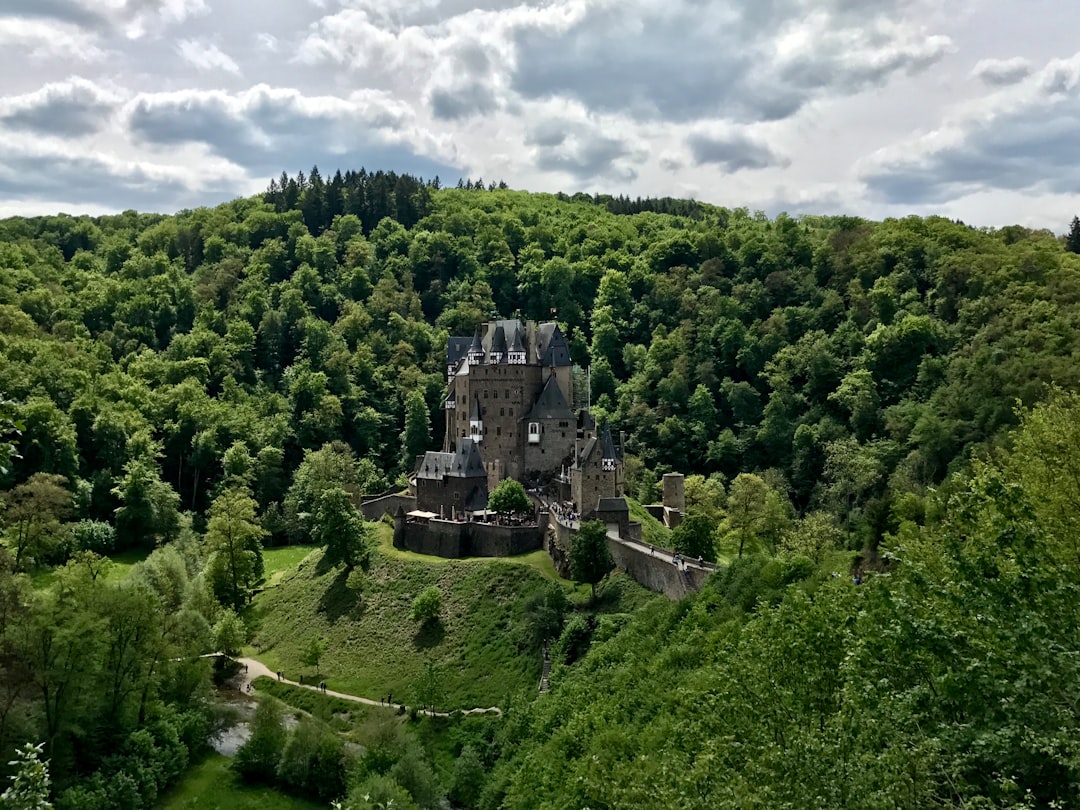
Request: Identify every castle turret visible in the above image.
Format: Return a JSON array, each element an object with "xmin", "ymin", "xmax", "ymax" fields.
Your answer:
[
  {"xmin": 469, "ymin": 394, "xmax": 483, "ymax": 443},
  {"xmin": 490, "ymin": 324, "xmax": 507, "ymax": 364},
  {"xmin": 508, "ymin": 326, "xmax": 526, "ymax": 365},
  {"xmin": 601, "ymin": 423, "xmax": 618, "ymax": 472},
  {"xmin": 467, "ymin": 326, "xmax": 485, "ymax": 365}
]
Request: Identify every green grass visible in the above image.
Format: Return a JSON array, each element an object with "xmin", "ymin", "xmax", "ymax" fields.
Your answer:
[
  {"xmin": 28, "ymin": 547, "xmax": 150, "ymax": 590},
  {"xmin": 627, "ymin": 498, "xmax": 672, "ymax": 548},
  {"xmin": 158, "ymin": 755, "xmax": 322, "ymax": 810},
  {"xmin": 248, "ymin": 536, "xmax": 558, "ymax": 710},
  {"xmin": 262, "ymin": 545, "xmax": 317, "ymax": 587},
  {"xmin": 252, "ymin": 677, "xmax": 376, "ymax": 729}
]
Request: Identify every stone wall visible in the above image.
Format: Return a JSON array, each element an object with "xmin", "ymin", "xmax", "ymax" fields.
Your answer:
[
  {"xmin": 546, "ymin": 513, "xmax": 572, "ymax": 577},
  {"xmin": 547, "ymin": 511, "xmax": 709, "ymax": 600},
  {"xmin": 360, "ymin": 493, "xmax": 416, "ymax": 521},
  {"xmin": 605, "ymin": 538, "xmax": 709, "ymax": 600},
  {"xmin": 394, "ymin": 518, "xmax": 545, "ymax": 559}
]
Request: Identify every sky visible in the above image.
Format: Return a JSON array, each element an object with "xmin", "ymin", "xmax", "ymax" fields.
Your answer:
[{"xmin": 1, "ymin": 0, "xmax": 1079, "ymax": 228}]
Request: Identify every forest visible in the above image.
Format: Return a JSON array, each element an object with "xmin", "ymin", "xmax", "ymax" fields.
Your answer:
[{"xmin": 2, "ymin": 169, "xmax": 1080, "ymax": 807}]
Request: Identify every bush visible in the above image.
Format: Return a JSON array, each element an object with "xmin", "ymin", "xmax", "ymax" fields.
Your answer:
[
  {"xmin": 411, "ymin": 586, "xmax": 442, "ymax": 624},
  {"xmin": 556, "ymin": 614, "xmax": 593, "ymax": 665},
  {"xmin": 234, "ymin": 698, "xmax": 286, "ymax": 784},
  {"xmin": 69, "ymin": 520, "xmax": 116, "ymax": 554}
]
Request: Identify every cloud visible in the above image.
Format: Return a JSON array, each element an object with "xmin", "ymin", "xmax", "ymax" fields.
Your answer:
[
  {"xmin": 0, "ymin": 18, "xmax": 108, "ymax": 61},
  {"xmin": 176, "ymin": 39, "xmax": 242, "ymax": 75},
  {"xmin": 512, "ymin": 0, "xmax": 952, "ymax": 123},
  {"xmin": 859, "ymin": 53, "xmax": 1080, "ymax": 204},
  {"xmin": 0, "ymin": 0, "xmax": 208, "ymax": 39},
  {"xmin": 525, "ymin": 115, "xmax": 643, "ymax": 182},
  {"xmin": 686, "ymin": 128, "xmax": 789, "ymax": 172},
  {"xmin": 427, "ymin": 42, "xmax": 500, "ymax": 120},
  {"xmin": 0, "ymin": 77, "xmax": 122, "ymax": 136},
  {"xmin": 971, "ymin": 57, "xmax": 1032, "ymax": 87},
  {"xmin": 0, "ymin": 133, "xmax": 242, "ymax": 210},
  {"xmin": 126, "ymin": 84, "xmax": 460, "ymax": 179}
]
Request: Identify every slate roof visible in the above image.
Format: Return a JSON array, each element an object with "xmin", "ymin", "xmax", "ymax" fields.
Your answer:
[
  {"xmin": 535, "ymin": 322, "xmax": 571, "ymax": 366},
  {"xmin": 468, "ymin": 326, "xmax": 484, "ymax": 356},
  {"xmin": 508, "ymin": 327, "xmax": 524, "ymax": 353},
  {"xmin": 526, "ymin": 375, "xmax": 574, "ymax": 421},
  {"xmin": 447, "ymin": 336, "xmax": 472, "ymax": 369},
  {"xmin": 416, "ymin": 438, "xmax": 486, "ymax": 480},
  {"xmin": 600, "ymin": 424, "xmax": 618, "ymax": 460},
  {"xmin": 596, "ymin": 496, "xmax": 629, "ymax": 512},
  {"xmin": 576, "ymin": 437, "xmax": 598, "ymax": 467},
  {"xmin": 470, "ymin": 394, "xmax": 482, "ymax": 421},
  {"xmin": 490, "ymin": 324, "xmax": 507, "ymax": 356},
  {"xmin": 448, "ymin": 319, "xmax": 568, "ymax": 367}
]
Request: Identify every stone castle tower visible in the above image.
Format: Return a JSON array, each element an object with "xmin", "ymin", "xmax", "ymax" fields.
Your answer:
[{"xmin": 442, "ymin": 319, "xmax": 575, "ymax": 484}]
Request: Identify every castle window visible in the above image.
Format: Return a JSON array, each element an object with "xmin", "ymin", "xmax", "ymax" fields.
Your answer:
[
  {"xmin": 497, "ymin": 427, "xmax": 502, "ymax": 436},
  {"xmin": 493, "ymin": 391, "xmax": 498, "ymax": 399},
  {"xmin": 500, "ymin": 408, "xmax": 505, "ymax": 416},
  {"xmin": 528, "ymin": 422, "xmax": 540, "ymax": 444},
  {"xmin": 509, "ymin": 408, "xmax": 513, "ymax": 416}
]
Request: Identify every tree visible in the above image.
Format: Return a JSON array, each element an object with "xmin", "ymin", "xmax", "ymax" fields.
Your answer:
[
  {"xmin": 233, "ymin": 698, "xmax": 286, "ymax": 784},
  {"xmin": 212, "ymin": 611, "xmax": 246, "ymax": 655},
  {"xmin": 1, "ymin": 742, "xmax": 52, "ymax": 810},
  {"xmin": 448, "ymin": 744, "xmax": 485, "ymax": 808},
  {"xmin": 412, "ymin": 659, "xmax": 442, "ymax": 715},
  {"xmin": 780, "ymin": 511, "xmax": 844, "ymax": 562},
  {"xmin": 113, "ymin": 458, "xmax": 181, "ymax": 550},
  {"xmin": 1, "ymin": 474, "xmax": 72, "ymax": 570},
  {"xmin": 301, "ymin": 636, "xmax": 325, "ymax": 677},
  {"xmin": 400, "ymin": 389, "xmax": 431, "ymax": 472},
  {"xmin": 1067, "ymin": 215, "xmax": 1080, "ymax": 254},
  {"xmin": 410, "ymin": 586, "xmax": 441, "ymax": 624},
  {"xmin": 205, "ymin": 487, "xmax": 265, "ymax": 611},
  {"xmin": 726, "ymin": 473, "xmax": 768, "ymax": 558},
  {"xmin": 0, "ymin": 397, "xmax": 22, "ymax": 478},
  {"xmin": 570, "ymin": 521, "xmax": 613, "ymax": 599},
  {"xmin": 487, "ymin": 478, "xmax": 531, "ymax": 519},
  {"xmin": 671, "ymin": 513, "xmax": 718, "ymax": 563},
  {"xmin": 313, "ymin": 487, "xmax": 371, "ymax": 570}
]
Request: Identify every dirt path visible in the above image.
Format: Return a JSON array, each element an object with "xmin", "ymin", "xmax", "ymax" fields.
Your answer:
[{"xmin": 234, "ymin": 655, "xmax": 502, "ymax": 718}]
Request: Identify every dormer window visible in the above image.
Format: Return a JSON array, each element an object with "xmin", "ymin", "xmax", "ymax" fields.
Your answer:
[
  {"xmin": 603, "ymin": 458, "xmax": 616, "ymax": 471},
  {"xmin": 508, "ymin": 350, "xmax": 526, "ymax": 364}
]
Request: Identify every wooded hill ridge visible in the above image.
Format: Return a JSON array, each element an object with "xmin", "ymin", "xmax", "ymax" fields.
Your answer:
[{"xmin": 3, "ymin": 169, "xmax": 1080, "ymax": 808}]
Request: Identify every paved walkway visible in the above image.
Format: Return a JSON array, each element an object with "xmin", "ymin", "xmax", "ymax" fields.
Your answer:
[{"xmin": 232, "ymin": 655, "xmax": 502, "ymax": 718}]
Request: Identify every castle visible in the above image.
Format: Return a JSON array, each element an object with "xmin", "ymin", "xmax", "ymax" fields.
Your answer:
[
  {"xmin": 413, "ymin": 318, "xmax": 624, "ymax": 522},
  {"xmin": 358, "ymin": 317, "xmax": 703, "ymax": 598}
]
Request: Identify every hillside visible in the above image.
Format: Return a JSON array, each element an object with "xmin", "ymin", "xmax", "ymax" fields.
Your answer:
[
  {"xmin": 3, "ymin": 176, "xmax": 1080, "ymax": 806},
  {"xmin": 250, "ymin": 540, "xmax": 554, "ymax": 708},
  {"xmin": 481, "ymin": 394, "xmax": 1080, "ymax": 808}
]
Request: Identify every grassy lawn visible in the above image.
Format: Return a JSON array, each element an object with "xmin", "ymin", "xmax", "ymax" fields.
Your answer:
[
  {"xmin": 158, "ymin": 755, "xmax": 322, "ymax": 810},
  {"xmin": 252, "ymin": 677, "xmax": 376, "ymax": 729},
  {"xmin": 247, "ymin": 537, "xmax": 562, "ymax": 710},
  {"xmin": 28, "ymin": 547, "xmax": 150, "ymax": 590},
  {"xmin": 262, "ymin": 545, "xmax": 317, "ymax": 587},
  {"xmin": 627, "ymin": 498, "xmax": 672, "ymax": 548}
]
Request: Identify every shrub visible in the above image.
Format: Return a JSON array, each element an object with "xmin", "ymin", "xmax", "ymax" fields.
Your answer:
[
  {"xmin": 410, "ymin": 586, "xmax": 442, "ymax": 624},
  {"xmin": 69, "ymin": 520, "xmax": 116, "ymax": 554}
]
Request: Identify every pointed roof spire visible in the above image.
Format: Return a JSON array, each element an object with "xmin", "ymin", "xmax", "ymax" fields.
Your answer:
[
  {"xmin": 470, "ymin": 393, "xmax": 482, "ymax": 421},
  {"xmin": 601, "ymin": 422, "xmax": 617, "ymax": 460},
  {"xmin": 508, "ymin": 326, "xmax": 524, "ymax": 353},
  {"xmin": 468, "ymin": 325, "xmax": 484, "ymax": 356},
  {"xmin": 491, "ymin": 324, "xmax": 507, "ymax": 354}
]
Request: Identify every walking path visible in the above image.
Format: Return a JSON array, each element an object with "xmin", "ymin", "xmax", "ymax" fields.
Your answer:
[{"xmin": 232, "ymin": 655, "xmax": 502, "ymax": 718}]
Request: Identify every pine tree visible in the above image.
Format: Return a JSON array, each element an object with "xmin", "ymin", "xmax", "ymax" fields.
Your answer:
[{"xmin": 1066, "ymin": 216, "xmax": 1080, "ymax": 254}]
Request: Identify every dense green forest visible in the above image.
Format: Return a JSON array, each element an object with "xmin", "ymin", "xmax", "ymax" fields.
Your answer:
[{"xmin": 3, "ymin": 170, "xmax": 1080, "ymax": 807}]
